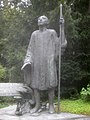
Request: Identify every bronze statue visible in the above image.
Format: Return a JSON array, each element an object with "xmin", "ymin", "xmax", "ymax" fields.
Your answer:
[{"xmin": 21, "ymin": 15, "xmax": 67, "ymax": 114}]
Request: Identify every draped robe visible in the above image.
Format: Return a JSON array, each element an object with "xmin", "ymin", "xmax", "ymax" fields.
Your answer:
[{"xmin": 23, "ymin": 29, "xmax": 58, "ymax": 90}]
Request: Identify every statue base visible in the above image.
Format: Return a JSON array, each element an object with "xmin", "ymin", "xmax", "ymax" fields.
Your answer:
[{"xmin": 0, "ymin": 105, "xmax": 90, "ymax": 120}]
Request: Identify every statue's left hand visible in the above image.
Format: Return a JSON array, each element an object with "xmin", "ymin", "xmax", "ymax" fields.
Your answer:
[{"xmin": 60, "ymin": 17, "xmax": 64, "ymax": 24}]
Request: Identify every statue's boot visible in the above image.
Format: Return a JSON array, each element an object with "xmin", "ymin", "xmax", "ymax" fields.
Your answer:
[
  {"xmin": 48, "ymin": 88, "xmax": 55, "ymax": 114},
  {"xmin": 30, "ymin": 89, "xmax": 41, "ymax": 114}
]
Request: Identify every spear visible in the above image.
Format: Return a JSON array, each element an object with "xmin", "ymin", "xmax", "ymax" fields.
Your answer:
[{"xmin": 58, "ymin": 4, "xmax": 63, "ymax": 113}]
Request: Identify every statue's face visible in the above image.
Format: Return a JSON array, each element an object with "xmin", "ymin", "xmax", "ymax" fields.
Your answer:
[{"xmin": 38, "ymin": 16, "xmax": 49, "ymax": 26}]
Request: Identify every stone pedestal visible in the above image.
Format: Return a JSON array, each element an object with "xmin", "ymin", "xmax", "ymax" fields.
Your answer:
[{"xmin": 0, "ymin": 105, "xmax": 90, "ymax": 120}]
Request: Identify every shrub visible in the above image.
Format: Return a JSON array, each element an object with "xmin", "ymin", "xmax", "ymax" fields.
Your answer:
[
  {"xmin": 80, "ymin": 84, "xmax": 90, "ymax": 101},
  {"xmin": 0, "ymin": 96, "xmax": 15, "ymax": 103},
  {"xmin": 60, "ymin": 87, "xmax": 79, "ymax": 99}
]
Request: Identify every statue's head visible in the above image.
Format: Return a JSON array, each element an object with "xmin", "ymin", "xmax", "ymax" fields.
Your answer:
[{"xmin": 38, "ymin": 15, "xmax": 49, "ymax": 26}]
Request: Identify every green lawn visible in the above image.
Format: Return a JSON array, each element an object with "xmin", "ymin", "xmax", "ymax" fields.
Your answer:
[
  {"xmin": 56, "ymin": 99, "xmax": 90, "ymax": 115},
  {"xmin": 0, "ymin": 102, "xmax": 10, "ymax": 109},
  {"xmin": 0, "ymin": 97, "xmax": 15, "ymax": 109}
]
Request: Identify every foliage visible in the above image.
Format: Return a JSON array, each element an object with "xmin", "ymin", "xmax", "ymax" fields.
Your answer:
[
  {"xmin": 55, "ymin": 99, "xmax": 90, "ymax": 115},
  {"xmin": 60, "ymin": 87, "xmax": 79, "ymax": 99},
  {"xmin": 60, "ymin": 4, "xmax": 82, "ymax": 96},
  {"xmin": 60, "ymin": 0, "xmax": 90, "ymax": 96},
  {"xmin": 0, "ymin": 96, "xmax": 15, "ymax": 108},
  {"xmin": 0, "ymin": 102, "xmax": 10, "ymax": 109},
  {"xmin": 0, "ymin": 64, "xmax": 7, "ymax": 82},
  {"xmin": 0, "ymin": 96, "xmax": 15, "ymax": 103},
  {"xmin": 70, "ymin": 0, "xmax": 90, "ymax": 89},
  {"xmin": 0, "ymin": 2, "xmax": 31, "ymax": 82},
  {"xmin": 80, "ymin": 84, "xmax": 90, "ymax": 101}
]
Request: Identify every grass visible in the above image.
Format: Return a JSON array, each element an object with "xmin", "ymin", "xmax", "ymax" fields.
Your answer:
[
  {"xmin": 0, "ymin": 102, "xmax": 10, "ymax": 109},
  {"xmin": 55, "ymin": 99, "xmax": 90, "ymax": 116},
  {"xmin": 0, "ymin": 97, "xmax": 15, "ymax": 109}
]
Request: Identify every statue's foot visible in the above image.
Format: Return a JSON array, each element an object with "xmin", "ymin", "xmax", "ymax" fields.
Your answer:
[
  {"xmin": 15, "ymin": 109, "xmax": 22, "ymax": 116},
  {"xmin": 30, "ymin": 106, "xmax": 40, "ymax": 114},
  {"xmin": 49, "ymin": 105, "xmax": 55, "ymax": 114}
]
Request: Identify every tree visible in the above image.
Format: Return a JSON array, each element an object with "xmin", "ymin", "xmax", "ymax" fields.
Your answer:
[{"xmin": 70, "ymin": 0, "xmax": 90, "ymax": 91}]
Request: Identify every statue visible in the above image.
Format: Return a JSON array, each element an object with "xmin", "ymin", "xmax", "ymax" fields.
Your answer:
[{"xmin": 21, "ymin": 15, "xmax": 67, "ymax": 114}]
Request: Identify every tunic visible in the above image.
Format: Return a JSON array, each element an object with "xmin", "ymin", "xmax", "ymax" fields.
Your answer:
[{"xmin": 24, "ymin": 29, "xmax": 58, "ymax": 90}]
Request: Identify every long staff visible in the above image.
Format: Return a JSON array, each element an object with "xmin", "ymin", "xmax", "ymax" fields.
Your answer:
[{"xmin": 58, "ymin": 4, "xmax": 63, "ymax": 113}]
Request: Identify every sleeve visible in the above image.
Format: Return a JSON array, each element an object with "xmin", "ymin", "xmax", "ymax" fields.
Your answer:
[
  {"xmin": 55, "ymin": 33, "xmax": 67, "ymax": 57},
  {"xmin": 24, "ymin": 33, "xmax": 35, "ymax": 64},
  {"xmin": 21, "ymin": 33, "xmax": 35, "ymax": 70},
  {"xmin": 61, "ymin": 38, "xmax": 67, "ymax": 55},
  {"xmin": 52, "ymin": 30, "xmax": 59, "ymax": 61}
]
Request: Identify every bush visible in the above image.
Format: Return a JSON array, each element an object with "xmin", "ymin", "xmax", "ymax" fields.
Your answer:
[
  {"xmin": 0, "ymin": 97, "xmax": 15, "ymax": 108},
  {"xmin": 60, "ymin": 87, "xmax": 79, "ymax": 99},
  {"xmin": 0, "ymin": 96, "xmax": 15, "ymax": 103},
  {"xmin": 80, "ymin": 84, "xmax": 90, "ymax": 101}
]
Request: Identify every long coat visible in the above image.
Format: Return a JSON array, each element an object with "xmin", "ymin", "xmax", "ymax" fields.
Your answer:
[{"xmin": 23, "ymin": 29, "xmax": 58, "ymax": 90}]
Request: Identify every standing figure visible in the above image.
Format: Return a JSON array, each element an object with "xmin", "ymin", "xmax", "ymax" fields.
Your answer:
[{"xmin": 21, "ymin": 15, "xmax": 67, "ymax": 114}]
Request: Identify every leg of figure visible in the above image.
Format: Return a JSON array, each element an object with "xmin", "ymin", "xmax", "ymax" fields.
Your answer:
[
  {"xmin": 48, "ymin": 88, "xmax": 55, "ymax": 114},
  {"xmin": 30, "ymin": 89, "xmax": 41, "ymax": 113}
]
